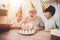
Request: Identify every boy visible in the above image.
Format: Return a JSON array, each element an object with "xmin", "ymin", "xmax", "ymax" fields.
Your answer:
[
  {"xmin": 43, "ymin": 5, "xmax": 58, "ymax": 31},
  {"xmin": 11, "ymin": 6, "xmax": 23, "ymax": 29}
]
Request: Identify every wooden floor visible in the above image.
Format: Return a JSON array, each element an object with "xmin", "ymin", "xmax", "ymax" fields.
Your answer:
[{"xmin": 0, "ymin": 29, "xmax": 51, "ymax": 40}]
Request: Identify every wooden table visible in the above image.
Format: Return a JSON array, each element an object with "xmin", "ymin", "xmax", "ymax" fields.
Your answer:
[{"xmin": 0, "ymin": 29, "xmax": 51, "ymax": 40}]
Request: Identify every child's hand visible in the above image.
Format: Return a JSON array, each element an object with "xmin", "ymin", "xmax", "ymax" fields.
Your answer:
[
  {"xmin": 21, "ymin": 26, "xmax": 27, "ymax": 30},
  {"xmin": 26, "ymin": 26, "xmax": 33, "ymax": 30},
  {"xmin": 43, "ymin": 28, "xmax": 52, "ymax": 32}
]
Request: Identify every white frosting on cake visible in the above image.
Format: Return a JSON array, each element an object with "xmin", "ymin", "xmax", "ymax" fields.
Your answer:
[{"xmin": 19, "ymin": 29, "xmax": 35, "ymax": 35}]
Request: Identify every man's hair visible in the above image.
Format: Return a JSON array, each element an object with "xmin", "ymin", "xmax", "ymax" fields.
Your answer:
[{"xmin": 43, "ymin": 5, "xmax": 56, "ymax": 16}]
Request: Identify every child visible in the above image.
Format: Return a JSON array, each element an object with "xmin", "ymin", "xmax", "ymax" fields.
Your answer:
[
  {"xmin": 11, "ymin": 13, "xmax": 23, "ymax": 29},
  {"xmin": 43, "ymin": 5, "xmax": 58, "ymax": 32}
]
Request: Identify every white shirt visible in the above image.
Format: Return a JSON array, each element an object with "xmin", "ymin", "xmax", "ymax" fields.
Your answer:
[
  {"xmin": 42, "ymin": 16, "xmax": 56, "ymax": 29},
  {"xmin": 11, "ymin": 19, "xmax": 23, "ymax": 27}
]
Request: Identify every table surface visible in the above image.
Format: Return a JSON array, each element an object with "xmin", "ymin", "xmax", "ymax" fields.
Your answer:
[{"xmin": 0, "ymin": 29, "xmax": 51, "ymax": 40}]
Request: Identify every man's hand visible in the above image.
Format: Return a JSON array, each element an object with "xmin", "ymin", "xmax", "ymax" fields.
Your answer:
[{"xmin": 33, "ymin": 27, "xmax": 39, "ymax": 32}]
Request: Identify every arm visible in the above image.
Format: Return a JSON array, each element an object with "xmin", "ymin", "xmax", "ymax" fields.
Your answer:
[{"xmin": 39, "ymin": 18, "xmax": 45, "ymax": 30}]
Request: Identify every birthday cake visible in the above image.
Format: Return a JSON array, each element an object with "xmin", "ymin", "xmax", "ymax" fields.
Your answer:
[
  {"xmin": 19, "ymin": 23, "xmax": 35, "ymax": 35},
  {"xmin": 19, "ymin": 29, "xmax": 35, "ymax": 35}
]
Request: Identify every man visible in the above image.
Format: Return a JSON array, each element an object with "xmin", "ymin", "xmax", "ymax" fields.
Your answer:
[
  {"xmin": 43, "ymin": 5, "xmax": 58, "ymax": 32},
  {"xmin": 22, "ymin": 8, "xmax": 44, "ymax": 32}
]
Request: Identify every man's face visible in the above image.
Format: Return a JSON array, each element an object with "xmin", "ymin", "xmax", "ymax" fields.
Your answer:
[
  {"xmin": 29, "ymin": 8, "xmax": 37, "ymax": 20},
  {"xmin": 29, "ymin": 10, "xmax": 37, "ymax": 20},
  {"xmin": 44, "ymin": 12, "xmax": 52, "ymax": 19},
  {"xmin": 29, "ymin": 11, "xmax": 37, "ymax": 17}
]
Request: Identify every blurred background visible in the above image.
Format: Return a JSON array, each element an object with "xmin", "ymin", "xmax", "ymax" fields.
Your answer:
[{"xmin": 0, "ymin": 0, "xmax": 59, "ymax": 24}]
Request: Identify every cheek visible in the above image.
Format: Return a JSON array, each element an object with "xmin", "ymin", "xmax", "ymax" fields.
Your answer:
[
  {"xmin": 20, "ymin": 16, "xmax": 22, "ymax": 18},
  {"xmin": 44, "ymin": 14, "xmax": 50, "ymax": 18},
  {"xmin": 17, "ymin": 16, "xmax": 22, "ymax": 19},
  {"xmin": 30, "ymin": 13, "xmax": 33, "ymax": 16},
  {"xmin": 44, "ymin": 13, "xmax": 47, "ymax": 16}
]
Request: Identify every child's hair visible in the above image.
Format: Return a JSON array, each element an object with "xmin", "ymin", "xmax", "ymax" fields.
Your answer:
[
  {"xmin": 43, "ymin": 5, "xmax": 56, "ymax": 16},
  {"xmin": 16, "ymin": 13, "xmax": 19, "ymax": 17},
  {"xmin": 16, "ymin": 13, "xmax": 23, "ymax": 17}
]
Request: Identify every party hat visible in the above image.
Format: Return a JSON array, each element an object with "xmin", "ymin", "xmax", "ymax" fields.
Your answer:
[
  {"xmin": 40, "ymin": 0, "xmax": 49, "ymax": 11},
  {"xmin": 17, "ymin": 5, "xmax": 22, "ymax": 14},
  {"xmin": 29, "ymin": 0, "xmax": 35, "ymax": 8}
]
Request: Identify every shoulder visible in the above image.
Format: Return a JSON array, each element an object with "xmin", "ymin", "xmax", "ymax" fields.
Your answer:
[
  {"xmin": 36, "ymin": 16, "xmax": 42, "ymax": 20},
  {"xmin": 25, "ymin": 16, "xmax": 29, "ymax": 18},
  {"xmin": 25, "ymin": 16, "xmax": 29, "ymax": 20}
]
